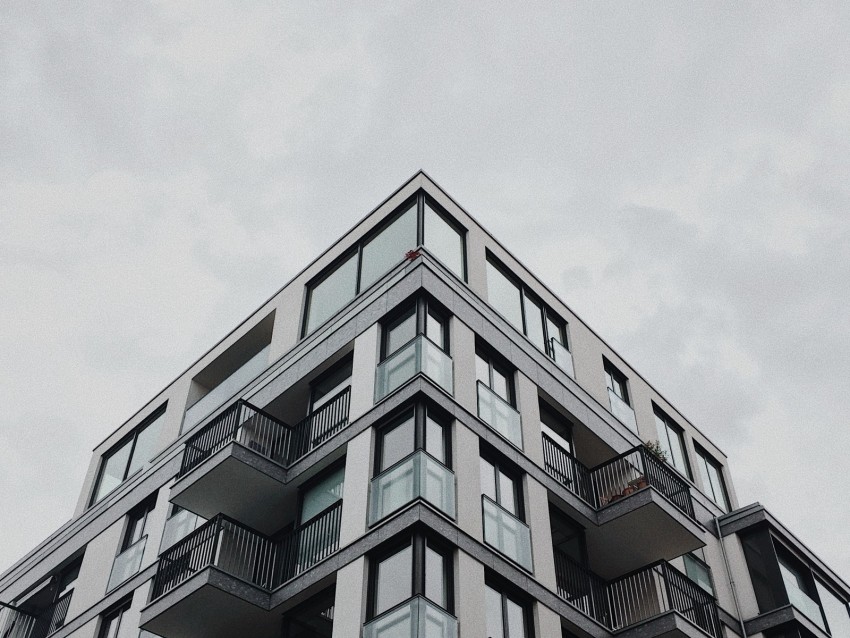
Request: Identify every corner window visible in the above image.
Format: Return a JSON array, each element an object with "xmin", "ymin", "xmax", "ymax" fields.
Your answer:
[
  {"xmin": 654, "ymin": 406, "xmax": 691, "ymax": 479},
  {"xmin": 777, "ymin": 550, "xmax": 826, "ymax": 630},
  {"xmin": 303, "ymin": 193, "xmax": 467, "ymax": 337},
  {"xmin": 694, "ymin": 445, "xmax": 729, "ymax": 512},
  {"xmin": 603, "ymin": 360, "xmax": 630, "ymax": 405},
  {"xmin": 376, "ymin": 405, "xmax": 450, "ymax": 473},
  {"xmin": 485, "ymin": 582, "xmax": 532, "ymax": 638},
  {"xmin": 485, "ymin": 254, "xmax": 568, "ymax": 360},
  {"xmin": 91, "ymin": 406, "xmax": 166, "ymax": 506},
  {"xmin": 381, "ymin": 297, "xmax": 449, "ymax": 361},
  {"xmin": 815, "ymin": 578, "xmax": 850, "ymax": 637}
]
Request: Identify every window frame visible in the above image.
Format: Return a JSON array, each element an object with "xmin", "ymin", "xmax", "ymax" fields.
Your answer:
[
  {"xmin": 683, "ymin": 552, "xmax": 716, "ymax": 597},
  {"xmin": 653, "ymin": 405, "xmax": 692, "ymax": 480},
  {"xmin": 297, "ymin": 459, "xmax": 345, "ymax": 526},
  {"xmin": 476, "ymin": 345, "xmax": 516, "ymax": 407},
  {"xmin": 302, "ymin": 192, "xmax": 468, "ymax": 338},
  {"xmin": 480, "ymin": 451, "xmax": 525, "ymax": 521},
  {"xmin": 380, "ymin": 296, "xmax": 450, "ymax": 361},
  {"xmin": 694, "ymin": 444, "xmax": 730, "ymax": 512},
  {"xmin": 485, "ymin": 577, "xmax": 535, "ymax": 638},
  {"xmin": 121, "ymin": 495, "xmax": 157, "ymax": 551},
  {"xmin": 89, "ymin": 404, "xmax": 166, "ymax": 508},
  {"xmin": 98, "ymin": 598, "xmax": 132, "ymax": 638},
  {"xmin": 374, "ymin": 403, "xmax": 452, "ymax": 475},
  {"xmin": 603, "ymin": 359, "xmax": 630, "ymax": 405},
  {"xmin": 366, "ymin": 531, "xmax": 455, "ymax": 620}
]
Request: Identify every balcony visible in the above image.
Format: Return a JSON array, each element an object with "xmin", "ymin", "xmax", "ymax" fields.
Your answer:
[
  {"xmin": 554, "ymin": 551, "xmax": 722, "ymax": 638},
  {"xmin": 482, "ymin": 495, "xmax": 533, "ymax": 572},
  {"xmin": 549, "ymin": 338, "xmax": 575, "ymax": 378},
  {"xmin": 143, "ymin": 504, "xmax": 342, "ymax": 638},
  {"xmin": 368, "ymin": 450, "xmax": 456, "ymax": 525},
  {"xmin": 107, "ymin": 535, "xmax": 147, "ymax": 592},
  {"xmin": 375, "ymin": 335, "xmax": 453, "ymax": 402},
  {"xmin": 541, "ymin": 443, "xmax": 704, "ymax": 576},
  {"xmin": 160, "ymin": 508, "xmax": 204, "ymax": 552},
  {"xmin": 171, "ymin": 390, "xmax": 350, "ymax": 533},
  {"xmin": 0, "ymin": 592, "xmax": 72, "ymax": 638},
  {"xmin": 607, "ymin": 388, "xmax": 637, "ymax": 432},
  {"xmin": 476, "ymin": 381, "xmax": 523, "ymax": 449},
  {"xmin": 362, "ymin": 596, "xmax": 458, "ymax": 638}
]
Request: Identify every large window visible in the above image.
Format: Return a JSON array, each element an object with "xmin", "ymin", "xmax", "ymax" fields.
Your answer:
[
  {"xmin": 694, "ymin": 445, "xmax": 730, "ymax": 512},
  {"xmin": 376, "ymin": 405, "xmax": 450, "ymax": 473},
  {"xmin": 654, "ymin": 406, "xmax": 691, "ymax": 479},
  {"xmin": 90, "ymin": 406, "xmax": 166, "ymax": 506},
  {"xmin": 603, "ymin": 360, "xmax": 630, "ymax": 406},
  {"xmin": 303, "ymin": 193, "xmax": 466, "ymax": 336},
  {"xmin": 476, "ymin": 348, "xmax": 515, "ymax": 406},
  {"xmin": 485, "ymin": 254, "xmax": 568, "ymax": 360},
  {"xmin": 485, "ymin": 582, "xmax": 532, "ymax": 638},
  {"xmin": 683, "ymin": 551, "xmax": 715, "ymax": 596},
  {"xmin": 98, "ymin": 599, "xmax": 132, "ymax": 638},
  {"xmin": 381, "ymin": 297, "xmax": 449, "ymax": 361},
  {"xmin": 815, "ymin": 578, "xmax": 850, "ymax": 637}
]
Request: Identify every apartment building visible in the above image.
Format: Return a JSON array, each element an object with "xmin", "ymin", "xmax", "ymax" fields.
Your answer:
[{"xmin": 1, "ymin": 171, "xmax": 847, "ymax": 638}]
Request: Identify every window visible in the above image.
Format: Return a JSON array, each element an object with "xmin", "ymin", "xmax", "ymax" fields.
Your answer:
[
  {"xmin": 376, "ymin": 405, "xmax": 450, "ymax": 473},
  {"xmin": 815, "ymin": 578, "xmax": 850, "ymax": 637},
  {"xmin": 486, "ymin": 254, "xmax": 568, "ymax": 360},
  {"xmin": 476, "ymin": 348, "xmax": 515, "ymax": 406},
  {"xmin": 91, "ymin": 406, "xmax": 166, "ymax": 506},
  {"xmin": 540, "ymin": 401, "xmax": 572, "ymax": 456},
  {"xmin": 368, "ymin": 533, "xmax": 453, "ymax": 619},
  {"xmin": 160, "ymin": 505, "xmax": 204, "ymax": 552},
  {"xmin": 303, "ymin": 193, "xmax": 467, "ymax": 336},
  {"xmin": 300, "ymin": 465, "xmax": 344, "ymax": 523},
  {"xmin": 654, "ymin": 406, "xmax": 691, "ymax": 479},
  {"xmin": 381, "ymin": 297, "xmax": 449, "ymax": 360},
  {"xmin": 694, "ymin": 445, "xmax": 730, "ymax": 512},
  {"xmin": 683, "ymin": 552, "xmax": 715, "ymax": 596},
  {"xmin": 123, "ymin": 497, "xmax": 155, "ymax": 551},
  {"xmin": 485, "ymin": 582, "xmax": 532, "ymax": 638},
  {"xmin": 480, "ymin": 456, "xmax": 522, "ymax": 519},
  {"xmin": 99, "ymin": 599, "xmax": 132, "ymax": 638},
  {"xmin": 777, "ymin": 550, "xmax": 826, "ymax": 630},
  {"xmin": 603, "ymin": 360, "xmax": 630, "ymax": 405}
]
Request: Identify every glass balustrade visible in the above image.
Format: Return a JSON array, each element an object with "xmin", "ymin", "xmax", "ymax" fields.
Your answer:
[
  {"xmin": 607, "ymin": 388, "xmax": 637, "ymax": 432},
  {"xmin": 477, "ymin": 382, "xmax": 523, "ymax": 448},
  {"xmin": 107, "ymin": 536, "xmax": 147, "ymax": 592},
  {"xmin": 368, "ymin": 451, "xmax": 456, "ymax": 524},
  {"xmin": 550, "ymin": 338, "xmax": 575, "ymax": 378},
  {"xmin": 375, "ymin": 336, "xmax": 453, "ymax": 401},
  {"xmin": 482, "ymin": 496, "xmax": 533, "ymax": 571},
  {"xmin": 362, "ymin": 596, "xmax": 458, "ymax": 638}
]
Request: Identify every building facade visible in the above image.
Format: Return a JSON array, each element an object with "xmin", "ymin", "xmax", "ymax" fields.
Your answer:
[{"xmin": 1, "ymin": 172, "xmax": 848, "ymax": 638}]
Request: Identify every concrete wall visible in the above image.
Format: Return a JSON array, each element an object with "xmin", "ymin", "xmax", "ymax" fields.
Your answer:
[{"xmin": 331, "ymin": 557, "xmax": 366, "ymax": 638}]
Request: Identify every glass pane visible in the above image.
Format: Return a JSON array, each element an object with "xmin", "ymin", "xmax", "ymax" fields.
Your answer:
[
  {"xmin": 375, "ymin": 545, "xmax": 412, "ymax": 616},
  {"xmin": 491, "ymin": 368, "xmax": 509, "ymax": 403},
  {"xmin": 93, "ymin": 441, "xmax": 132, "ymax": 503},
  {"xmin": 523, "ymin": 295, "xmax": 546, "ymax": 350},
  {"xmin": 361, "ymin": 204, "xmax": 417, "ymax": 291},
  {"xmin": 684, "ymin": 554, "xmax": 714, "ymax": 596},
  {"xmin": 387, "ymin": 311, "xmax": 417, "ymax": 357},
  {"xmin": 480, "ymin": 459, "xmax": 496, "ymax": 502},
  {"xmin": 426, "ymin": 310, "xmax": 445, "ymax": 349},
  {"xmin": 425, "ymin": 415, "xmax": 445, "ymax": 463},
  {"xmin": 486, "ymin": 260, "xmax": 523, "ymax": 330},
  {"xmin": 706, "ymin": 463, "xmax": 728, "ymax": 511},
  {"xmin": 666, "ymin": 425, "xmax": 689, "ymax": 478},
  {"xmin": 425, "ymin": 546, "xmax": 447, "ymax": 608},
  {"xmin": 779, "ymin": 557, "xmax": 825, "ymax": 629},
  {"xmin": 546, "ymin": 316, "xmax": 564, "ymax": 346},
  {"xmin": 311, "ymin": 359, "xmax": 353, "ymax": 409},
  {"xmin": 306, "ymin": 253, "xmax": 358, "ymax": 334},
  {"xmin": 475, "ymin": 353, "xmax": 490, "ymax": 386},
  {"xmin": 127, "ymin": 413, "xmax": 164, "ymax": 476},
  {"xmin": 498, "ymin": 471, "xmax": 517, "ymax": 515},
  {"xmin": 101, "ymin": 613, "xmax": 121, "ymax": 638},
  {"xmin": 816, "ymin": 579, "xmax": 850, "ymax": 638},
  {"xmin": 381, "ymin": 416, "xmax": 415, "ymax": 471},
  {"xmin": 424, "ymin": 202, "xmax": 464, "ymax": 278},
  {"xmin": 301, "ymin": 466, "xmax": 344, "ymax": 521},
  {"xmin": 506, "ymin": 597, "xmax": 526, "ymax": 638},
  {"xmin": 485, "ymin": 586, "xmax": 505, "ymax": 638}
]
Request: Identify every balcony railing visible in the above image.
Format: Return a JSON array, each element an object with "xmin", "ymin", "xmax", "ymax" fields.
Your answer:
[
  {"xmin": 0, "ymin": 603, "xmax": 36, "ymax": 638},
  {"xmin": 592, "ymin": 446, "xmax": 695, "ymax": 519},
  {"xmin": 482, "ymin": 495, "xmax": 533, "ymax": 571},
  {"xmin": 151, "ymin": 501, "xmax": 344, "ymax": 600},
  {"xmin": 607, "ymin": 389, "xmax": 637, "ymax": 432},
  {"xmin": 541, "ymin": 433, "xmax": 595, "ymax": 505},
  {"xmin": 476, "ymin": 381, "xmax": 523, "ymax": 449},
  {"xmin": 368, "ymin": 450, "xmax": 456, "ymax": 525},
  {"xmin": 553, "ymin": 552, "xmax": 721, "ymax": 638},
  {"xmin": 178, "ymin": 388, "xmax": 351, "ymax": 477},
  {"xmin": 608, "ymin": 562, "xmax": 722, "ymax": 637},
  {"xmin": 362, "ymin": 596, "xmax": 458, "ymax": 638},
  {"xmin": 549, "ymin": 338, "xmax": 575, "ymax": 378},
  {"xmin": 107, "ymin": 535, "xmax": 147, "ymax": 592},
  {"xmin": 375, "ymin": 335, "xmax": 453, "ymax": 402},
  {"xmin": 0, "ymin": 591, "xmax": 74, "ymax": 638}
]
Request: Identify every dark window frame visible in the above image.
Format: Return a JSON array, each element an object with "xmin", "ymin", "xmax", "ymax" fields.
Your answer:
[
  {"xmin": 683, "ymin": 552, "xmax": 716, "ymax": 597},
  {"xmin": 89, "ymin": 404, "xmax": 167, "ymax": 508},
  {"xmin": 693, "ymin": 443, "xmax": 730, "ymax": 512},
  {"xmin": 296, "ymin": 458, "xmax": 346, "ymax": 526},
  {"xmin": 480, "ymin": 449, "xmax": 526, "ymax": 522},
  {"xmin": 379, "ymin": 295, "xmax": 450, "ymax": 361},
  {"xmin": 302, "ymin": 191, "xmax": 468, "ymax": 338},
  {"xmin": 485, "ymin": 575, "xmax": 535, "ymax": 638},
  {"xmin": 476, "ymin": 344, "xmax": 517, "ymax": 407},
  {"xmin": 97, "ymin": 597, "xmax": 132, "ymax": 638},
  {"xmin": 373, "ymin": 402, "xmax": 453, "ymax": 475},
  {"xmin": 653, "ymin": 404, "xmax": 692, "ymax": 480},
  {"xmin": 366, "ymin": 530, "xmax": 455, "ymax": 620},
  {"xmin": 603, "ymin": 358, "xmax": 630, "ymax": 405},
  {"xmin": 539, "ymin": 400, "xmax": 573, "ymax": 455},
  {"xmin": 121, "ymin": 495, "xmax": 157, "ymax": 552},
  {"xmin": 485, "ymin": 252, "xmax": 569, "ymax": 359}
]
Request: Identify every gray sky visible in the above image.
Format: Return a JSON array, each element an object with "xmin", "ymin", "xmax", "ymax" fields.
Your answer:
[{"xmin": 2, "ymin": 2, "xmax": 849, "ymax": 582}]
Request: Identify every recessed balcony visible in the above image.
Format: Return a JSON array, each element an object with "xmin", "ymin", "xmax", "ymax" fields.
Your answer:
[
  {"xmin": 362, "ymin": 596, "xmax": 458, "ymax": 638},
  {"xmin": 0, "ymin": 591, "xmax": 72, "ymax": 638},
  {"xmin": 554, "ymin": 550, "xmax": 722, "ymax": 638},
  {"xmin": 482, "ymin": 495, "xmax": 533, "ymax": 572},
  {"xmin": 171, "ymin": 390, "xmax": 350, "ymax": 533},
  {"xmin": 375, "ymin": 335, "xmax": 453, "ymax": 402},
  {"xmin": 368, "ymin": 450, "xmax": 456, "ymax": 525},
  {"xmin": 476, "ymin": 381, "xmax": 523, "ymax": 449}
]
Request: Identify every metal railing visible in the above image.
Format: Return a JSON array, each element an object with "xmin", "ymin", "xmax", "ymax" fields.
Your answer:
[
  {"xmin": 286, "ymin": 387, "xmax": 351, "ymax": 464},
  {"xmin": 541, "ymin": 433, "xmax": 595, "ymax": 506},
  {"xmin": 0, "ymin": 602, "xmax": 36, "ymax": 638},
  {"xmin": 278, "ymin": 501, "xmax": 343, "ymax": 583},
  {"xmin": 553, "ymin": 549, "xmax": 608, "ymax": 625},
  {"xmin": 8, "ymin": 590, "xmax": 74, "ymax": 638},
  {"xmin": 178, "ymin": 388, "xmax": 351, "ymax": 477},
  {"xmin": 591, "ymin": 446, "xmax": 694, "ymax": 519},
  {"xmin": 607, "ymin": 562, "xmax": 721, "ymax": 638}
]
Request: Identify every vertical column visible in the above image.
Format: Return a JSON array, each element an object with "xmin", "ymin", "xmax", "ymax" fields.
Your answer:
[
  {"xmin": 454, "ymin": 424, "xmax": 482, "ymax": 541},
  {"xmin": 516, "ymin": 371, "xmax": 542, "ymax": 464},
  {"xmin": 349, "ymin": 325, "xmax": 379, "ymax": 422},
  {"xmin": 534, "ymin": 603, "xmax": 563, "ymax": 638},
  {"xmin": 339, "ymin": 428, "xmax": 373, "ymax": 547},
  {"xmin": 455, "ymin": 551, "xmax": 487, "ymax": 638},
  {"xmin": 331, "ymin": 556, "xmax": 367, "ymax": 638},
  {"xmin": 451, "ymin": 318, "xmax": 477, "ymax": 416},
  {"xmin": 525, "ymin": 477, "xmax": 556, "ymax": 590}
]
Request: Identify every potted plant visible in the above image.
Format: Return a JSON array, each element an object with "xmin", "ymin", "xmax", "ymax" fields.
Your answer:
[{"xmin": 644, "ymin": 440, "xmax": 668, "ymax": 462}]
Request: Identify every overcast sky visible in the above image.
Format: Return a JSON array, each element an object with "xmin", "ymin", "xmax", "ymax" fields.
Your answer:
[{"xmin": 2, "ymin": 3, "xmax": 849, "ymax": 583}]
